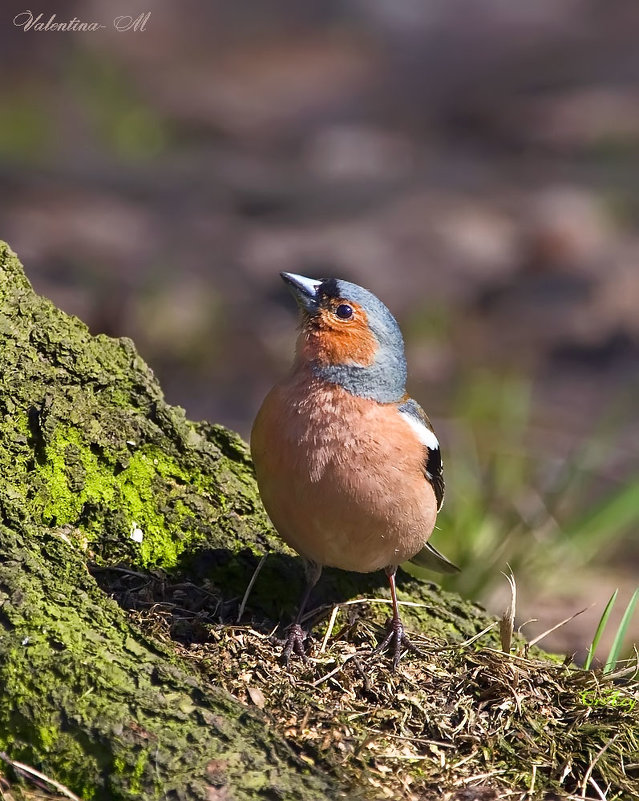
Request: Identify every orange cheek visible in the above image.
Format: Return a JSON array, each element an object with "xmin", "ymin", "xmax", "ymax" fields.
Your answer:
[{"xmin": 301, "ymin": 309, "xmax": 378, "ymax": 366}]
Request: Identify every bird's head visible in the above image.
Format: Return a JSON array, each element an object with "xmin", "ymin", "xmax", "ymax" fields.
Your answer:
[{"xmin": 280, "ymin": 272, "xmax": 407, "ymax": 403}]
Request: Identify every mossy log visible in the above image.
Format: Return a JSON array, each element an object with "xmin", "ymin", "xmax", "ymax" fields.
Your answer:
[{"xmin": 1, "ymin": 242, "xmax": 637, "ymax": 801}]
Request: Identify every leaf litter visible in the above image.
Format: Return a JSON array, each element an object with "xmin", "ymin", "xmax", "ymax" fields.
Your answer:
[{"xmin": 93, "ymin": 566, "xmax": 639, "ymax": 801}]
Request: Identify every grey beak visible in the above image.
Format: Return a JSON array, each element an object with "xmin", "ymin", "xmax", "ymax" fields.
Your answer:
[{"xmin": 280, "ymin": 272, "xmax": 323, "ymax": 314}]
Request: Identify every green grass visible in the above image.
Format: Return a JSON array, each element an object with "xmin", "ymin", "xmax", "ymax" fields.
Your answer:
[
  {"xmin": 604, "ymin": 588, "xmax": 639, "ymax": 673},
  {"xmin": 581, "ymin": 587, "xmax": 639, "ymax": 676},
  {"xmin": 584, "ymin": 589, "xmax": 619, "ymax": 670}
]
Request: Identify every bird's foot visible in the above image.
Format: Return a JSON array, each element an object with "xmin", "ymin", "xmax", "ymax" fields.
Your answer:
[
  {"xmin": 281, "ymin": 623, "xmax": 309, "ymax": 665},
  {"xmin": 373, "ymin": 616, "xmax": 423, "ymax": 671}
]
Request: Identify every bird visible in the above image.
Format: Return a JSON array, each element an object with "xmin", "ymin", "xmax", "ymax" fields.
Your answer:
[{"xmin": 250, "ymin": 272, "xmax": 458, "ymax": 669}]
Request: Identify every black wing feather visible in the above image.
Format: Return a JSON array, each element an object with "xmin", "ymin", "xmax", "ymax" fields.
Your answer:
[{"xmin": 425, "ymin": 445, "xmax": 445, "ymax": 511}]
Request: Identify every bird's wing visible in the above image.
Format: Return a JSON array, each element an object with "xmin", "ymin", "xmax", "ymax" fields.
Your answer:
[
  {"xmin": 398, "ymin": 398, "xmax": 459, "ymax": 574},
  {"xmin": 397, "ymin": 397, "xmax": 445, "ymax": 511}
]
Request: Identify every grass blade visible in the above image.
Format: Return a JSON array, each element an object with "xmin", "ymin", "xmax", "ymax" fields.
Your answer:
[
  {"xmin": 604, "ymin": 588, "xmax": 639, "ymax": 673},
  {"xmin": 584, "ymin": 589, "xmax": 618, "ymax": 670}
]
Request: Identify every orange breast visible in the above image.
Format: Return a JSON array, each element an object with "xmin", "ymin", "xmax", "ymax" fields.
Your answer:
[{"xmin": 250, "ymin": 370, "xmax": 438, "ymax": 573}]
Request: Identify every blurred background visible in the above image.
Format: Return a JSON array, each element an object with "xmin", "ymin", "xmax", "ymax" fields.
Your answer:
[{"xmin": 1, "ymin": 0, "xmax": 638, "ymax": 661}]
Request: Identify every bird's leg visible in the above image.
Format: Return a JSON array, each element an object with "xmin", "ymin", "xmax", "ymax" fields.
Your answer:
[
  {"xmin": 374, "ymin": 565, "xmax": 422, "ymax": 670},
  {"xmin": 282, "ymin": 560, "xmax": 322, "ymax": 664}
]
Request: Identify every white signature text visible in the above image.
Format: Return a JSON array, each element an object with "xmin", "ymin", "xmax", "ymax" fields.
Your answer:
[{"xmin": 13, "ymin": 10, "xmax": 150, "ymax": 32}]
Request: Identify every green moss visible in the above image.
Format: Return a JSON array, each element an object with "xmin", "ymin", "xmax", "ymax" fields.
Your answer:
[
  {"xmin": 37, "ymin": 725, "xmax": 59, "ymax": 751},
  {"xmin": 37, "ymin": 428, "xmax": 111, "ymax": 525},
  {"xmin": 130, "ymin": 750, "xmax": 149, "ymax": 795}
]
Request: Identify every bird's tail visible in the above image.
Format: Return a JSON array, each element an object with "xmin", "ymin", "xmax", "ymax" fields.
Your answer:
[{"xmin": 410, "ymin": 542, "xmax": 460, "ymax": 574}]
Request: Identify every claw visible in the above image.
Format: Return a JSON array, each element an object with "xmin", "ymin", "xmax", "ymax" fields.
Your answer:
[
  {"xmin": 280, "ymin": 561, "xmax": 321, "ymax": 665},
  {"xmin": 373, "ymin": 616, "xmax": 422, "ymax": 671},
  {"xmin": 281, "ymin": 623, "xmax": 309, "ymax": 664}
]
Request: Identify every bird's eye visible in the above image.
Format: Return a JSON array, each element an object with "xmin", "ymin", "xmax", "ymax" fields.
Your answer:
[{"xmin": 335, "ymin": 304, "xmax": 353, "ymax": 320}]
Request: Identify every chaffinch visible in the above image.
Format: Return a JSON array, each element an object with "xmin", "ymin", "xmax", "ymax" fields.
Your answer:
[{"xmin": 251, "ymin": 273, "xmax": 458, "ymax": 669}]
